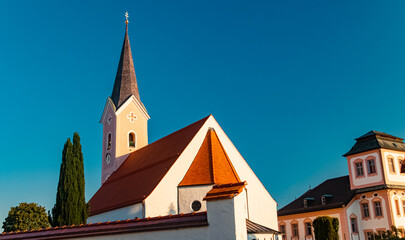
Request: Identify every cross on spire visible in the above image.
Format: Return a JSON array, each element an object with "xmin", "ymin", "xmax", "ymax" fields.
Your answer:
[{"xmin": 125, "ymin": 11, "xmax": 129, "ymax": 24}]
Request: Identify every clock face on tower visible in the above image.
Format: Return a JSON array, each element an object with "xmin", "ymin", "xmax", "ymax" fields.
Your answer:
[{"xmin": 106, "ymin": 153, "xmax": 111, "ymax": 164}]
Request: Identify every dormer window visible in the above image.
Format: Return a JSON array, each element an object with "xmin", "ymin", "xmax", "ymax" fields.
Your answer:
[
  {"xmin": 303, "ymin": 197, "xmax": 314, "ymax": 208},
  {"xmin": 321, "ymin": 194, "xmax": 332, "ymax": 205}
]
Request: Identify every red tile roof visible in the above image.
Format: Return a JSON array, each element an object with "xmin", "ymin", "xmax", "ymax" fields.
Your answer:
[
  {"xmin": 179, "ymin": 128, "xmax": 240, "ymax": 186},
  {"xmin": 0, "ymin": 212, "xmax": 208, "ymax": 239},
  {"xmin": 88, "ymin": 116, "xmax": 210, "ymax": 216},
  {"xmin": 203, "ymin": 182, "xmax": 246, "ymax": 201}
]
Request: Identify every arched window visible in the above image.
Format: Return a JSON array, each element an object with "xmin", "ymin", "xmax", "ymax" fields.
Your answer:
[
  {"xmin": 107, "ymin": 133, "xmax": 111, "ymax": 150},
  {"xmin": 129, "ymin": 132, "xmax": 136, "ymax": 147}
]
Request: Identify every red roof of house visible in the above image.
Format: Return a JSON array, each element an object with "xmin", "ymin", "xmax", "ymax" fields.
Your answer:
[
  {"xmin": 179, "ymin": 128, "xmax": 240, "ymax": 186},
  {"xmin": 203, "ymin": 182, "xmax": 246, "ymax": 201},
  {"xmin": 0, "ymin": 212, "xmax": 208, "ymax": 240},
  {"xmin": 88, "ymin": 116, "xmax": 210, "ymax": 216}
]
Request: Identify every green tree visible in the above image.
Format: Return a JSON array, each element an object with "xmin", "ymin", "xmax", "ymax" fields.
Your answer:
[
  {"xmin": 2, "ymin": 202, "xmax": 50, "ymax": 232},
  {"xmin": 374, "ymin": 226, "xmax": 405, "ymax": 240},
  {"xmin": 313, "ymin": 216, "xmax": 339, "ymax": 240},
  {"xmin": 50, "ymin": 133, "xmax": 88, "ymax": 226}
]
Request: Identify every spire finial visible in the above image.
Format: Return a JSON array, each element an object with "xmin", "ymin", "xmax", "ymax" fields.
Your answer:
[{"xmin": 125, "ymin": 11, "xmax": 129, "ymax": 24}]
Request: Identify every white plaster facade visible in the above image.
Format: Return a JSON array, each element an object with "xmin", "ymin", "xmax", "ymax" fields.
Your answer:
[
  {"xmin": 87, "ymin": 203, "xmax": 143, "ymax": 223},
  {"xmin": 345, "ymin": 194, "xmax": 390, "ymax": 240},
  {"xmin": 178, "ymin": 185, "xmax": 213, "ymax": 213},
  {"xmin": 348, "ymin": 152, "xmax": 383, "ymax": 189}
]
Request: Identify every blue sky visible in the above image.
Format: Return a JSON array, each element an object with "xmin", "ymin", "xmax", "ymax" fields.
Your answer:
[{"xmin": 1, "ymin": 0, "xmax": 405, "ymax": 227}]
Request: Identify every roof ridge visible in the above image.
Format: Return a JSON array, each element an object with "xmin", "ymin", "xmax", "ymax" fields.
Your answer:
[
  {"xmin": 210, "ymin": 129, "xmax": 240, "ymax": 182},
  {"xmin": 208, "ymin": 129, "xmax": 215, "ymax": 183}
]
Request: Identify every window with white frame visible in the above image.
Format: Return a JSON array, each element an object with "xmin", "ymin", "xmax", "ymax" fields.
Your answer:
[
  {"xmin": 292, "ymin": 223, "xmax": 299, "ymax": 238},
  {"xmin": 350, "ymin": 217, "xmax": 358, "ymax": 233},
  {"xmin": 305, "ymin": 222, "xmax": 312, "ymax": 236},
  {"xmin": 388, "ymin": 157, "xmax": 396, "ymax": 173},
  {"xmin": 367, "ymin": 159, "xmax": 376, "ymax": 174},
  {"xmin": 361, "ymin": 202, "xmax": 370, "ymax": 218},
  {"xmin": 374, "ymin": 201, "xmax": 382, "ymax": 217},
  {"xmin": 395, "ymin": 199, "xmax": 401, "ymax": 216},
  {"xmin": 355, "ymin": 162, "xmax": 364, "ymax": 177},
  {"xmin": 365, "ymin": 231, "xmax": 373, "ymax": 240},
  {"xmin": 279, "ymin": 225, "xmax": 286, "ymax": 240}
]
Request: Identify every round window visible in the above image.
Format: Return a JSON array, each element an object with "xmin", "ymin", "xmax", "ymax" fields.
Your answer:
[{"xmin": 191, "ymin": 200, "xmax": 202, "ymax": 212}]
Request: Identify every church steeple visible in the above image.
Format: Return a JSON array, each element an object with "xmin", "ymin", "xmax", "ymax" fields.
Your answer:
[
  {"xmin": 100, "ymin": 13, "xmax": 150, "ymax": 184},
  {"xmin": 111, "ymin": 19, "xmax": 140, "ymax": 108}
]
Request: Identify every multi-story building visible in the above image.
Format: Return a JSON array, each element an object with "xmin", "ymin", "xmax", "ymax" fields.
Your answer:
[{"xmin": 278, "ymin": 130, "xmax": 405, "ymax": 240}]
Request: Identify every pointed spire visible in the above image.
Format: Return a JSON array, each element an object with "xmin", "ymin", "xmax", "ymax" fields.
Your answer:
[{"xmin": 111, "ymin": 16, "xmax": 141, "ymax": 108}]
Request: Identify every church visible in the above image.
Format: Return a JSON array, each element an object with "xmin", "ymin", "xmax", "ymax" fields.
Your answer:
[
  {"xmin": 278, "ymin": 131, "xmax": 405, "ymax": 240},
  {"xmin": 0, "ymin": 18, "xmax": 280, "ymax": 240}
]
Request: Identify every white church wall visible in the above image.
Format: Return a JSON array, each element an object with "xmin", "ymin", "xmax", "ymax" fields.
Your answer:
[
  {"xmin": 143, "ymin": 115, "xmax": 278, "ymax": 231},
  {"xmin": 72, "ymin": 225, "xmax": 209, "ymax": 240},
  {"xmin": 207, "ymin": 191, "xmax": 247, "ymax": 240},
  {"xmin": 207, "ymin": 116, "xmax": 278, "ymax": 229},
  {"xmin": 144, "ymin": 121, "xmax": 210, "ymax": 217},
  {"xmin": 178, "ymin": 185, "xmax": 213, "ymax": 213},
  {"xmin": 87, "ymin": 203, "xmax": 143, "ymax": 223}
]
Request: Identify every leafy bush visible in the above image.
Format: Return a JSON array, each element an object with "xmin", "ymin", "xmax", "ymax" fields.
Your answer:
[
  {"xmin": 313, "ymin": 216, "xmax": 339, "ymax": 240},
  {"xmin": 2, "ymin": 202, "xmax": 50, "ymax": 232}
]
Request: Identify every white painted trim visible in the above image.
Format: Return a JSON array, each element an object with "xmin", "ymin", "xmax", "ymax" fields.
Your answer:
[
  {"xmin": 116, "ymin": 95, "xmax": 150, "ymax": 120},
  {"xmin": 100, "ymin": 97, "xmax": 116, "ymax": 123},
  {"xmin": 128, "ymin": 131, "xmax": 137, "ymax": 149}
]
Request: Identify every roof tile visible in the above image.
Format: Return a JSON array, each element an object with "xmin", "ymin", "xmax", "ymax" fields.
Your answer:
[{"xmin": 179, "ymin": 129, "xmax": 240, "ymax": 186}]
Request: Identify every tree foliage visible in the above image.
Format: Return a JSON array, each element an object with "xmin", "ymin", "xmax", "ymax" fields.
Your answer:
[
  {"xmin": 2, "ymin": 202, "xmax": 50, "ymax": 232},
  {"xmin": 313, "ymin": 216, "xmax": 339, "ymax": 240},
  {"xmin": 374, "ymin": 226, "xmax": 405, "ymax": 240},
  {"xmin": 50, "ymin": 132, "xmax": 88, "ymax": 226}
]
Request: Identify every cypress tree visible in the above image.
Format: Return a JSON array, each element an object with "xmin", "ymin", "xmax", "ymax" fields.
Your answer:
[
  {"xmin": 50, "ymin": 133, "xmax": 87, "ymax": 226},
  {"xmin": 72, "ymin": 133, "xmax": 88, "ymax": 223}
]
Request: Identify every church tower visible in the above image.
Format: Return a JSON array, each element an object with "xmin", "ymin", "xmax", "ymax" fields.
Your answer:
[{"xmin": 100, "ymin": 16, "xmax": 150, "ymax": 184}]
